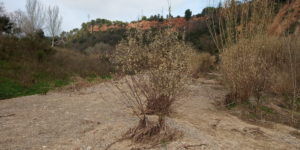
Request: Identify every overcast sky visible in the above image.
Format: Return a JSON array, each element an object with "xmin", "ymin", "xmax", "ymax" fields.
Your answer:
[{"xmin": 1, "ymin": 0, "xmax": 221, "ymax": 32}]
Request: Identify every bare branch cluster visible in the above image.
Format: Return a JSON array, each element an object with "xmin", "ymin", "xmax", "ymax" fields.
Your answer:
[{"xmin": 112, "ymin": 29, "xmax": 193, "ymax": 143}]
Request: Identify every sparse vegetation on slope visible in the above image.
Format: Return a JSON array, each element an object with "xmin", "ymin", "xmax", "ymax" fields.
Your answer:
[
  {"xmin": 209, "ymin": 0, "xmax": 300, "ymax": 127},
  {"xmin": 0, "ymin": 1, "xmax": 114, "ymax": 99}
]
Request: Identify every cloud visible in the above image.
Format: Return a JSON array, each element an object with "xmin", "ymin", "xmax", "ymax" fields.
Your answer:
[
  {"xmin": 46, "ymin": 0, "xmax": 189, "ymax": 31},
  {"xmin": 57, "ymin": 0, "xmax": 185, "ymax": 20}
]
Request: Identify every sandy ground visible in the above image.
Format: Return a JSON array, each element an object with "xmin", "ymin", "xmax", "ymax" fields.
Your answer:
[{"xmin": 0, "ymin": 78, "xmax": 300, "ymax": 150}]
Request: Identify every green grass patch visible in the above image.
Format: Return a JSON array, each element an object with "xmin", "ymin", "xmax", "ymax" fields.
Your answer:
[
  {"xmin": 25, "ymin": 82, "xmax": 51, "ymax": 95},
  {"xmin": 101, "ymin": 75, "xmax": 112, "ymax": 79},
  {"xmin": 248, "ymin": 112, "xmax": 257, "ymax": 119},
  {"xmin": 260, "ymin": 105, "xmax": 274, "ymax": 114},
  {"xmin": 0, "ymin": 73, "xmax": 111, "ymax": 100},
  {"xmin": 54, "ymin": 79, "xmax": 70, "ymax": 87},
  {"xmin": 0, "ymin": 77, "xmax": 27, "ymax": 99},
  {"xmin": 226, "ymin": 102, "xmax": 237, "ymax": 110},
  {"xmin": 86, "ymin": 74, "xmax": 98, "ymax": 82},
  {"xmin": 0, "ymin": 76, "xmax": 71, "ymax": 100},
  {"xmin": 86, "ymin": 74, "xmax": 112, "ymax": 82}
]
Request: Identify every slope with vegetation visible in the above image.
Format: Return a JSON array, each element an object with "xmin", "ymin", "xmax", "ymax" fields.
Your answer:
[
  {"xmin": 208, "ymin": 0, "xmax": 300, "ymax": 128},
  {"xmin": 0, "ymin": 1, "xmax": 113, "ymax": 99}
]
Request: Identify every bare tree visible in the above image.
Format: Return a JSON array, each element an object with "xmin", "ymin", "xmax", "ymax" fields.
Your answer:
[
  {"xmin": 0, "ymin": 2, "xmax": 5, "ymax": 16},
  {"xmin": 9, "ymin": 10, "xmax": 24, "ymax": 31},
  {"xmin": 167, "ymin": 0, "xmax": 172, "ymax": 18},
  {"xmin": 46, "ymin": 5, "xmax": 62, "ymax": 47},
  {"xmin": 22, "ymin": 0, "xmax": 45, "ymax": 35}
]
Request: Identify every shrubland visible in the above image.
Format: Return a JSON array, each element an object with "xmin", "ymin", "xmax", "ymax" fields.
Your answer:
[{"xmin": 209, "ymin": 0, "xmax": 300, "ymax": 126}]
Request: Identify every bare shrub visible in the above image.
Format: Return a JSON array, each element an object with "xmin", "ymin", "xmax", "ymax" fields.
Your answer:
[
  {"xmin": 208, "ymin": 0, "xmax": 276, "ymax": 104},
  {"xmin": 221, "ymin": 34, "xmax": 300, "ymax": 118},
  {"xmin": 222, "ymin": 37, "xmax": 262, "ymax": 104},
  {"xmin": 269, "ymin": 36, "xmax": 300, "ymax": 97},
  {"xmin": 114, "ymin": 30, "xmax": 193, "ymax": 116},
  {"xmin": 270, "ymin": 71, "xmax": 293, "ymax": 95},
  {"xmin": 189, "ymin": 52, "xmax": 215, "ymax": 78},
  {"xmin": 221, "ymin": 36, "xmax": 281, "ymax": 105},
  {"xmin": 112, "ymin": 29, "xmax": 193, "ymax": 143}
]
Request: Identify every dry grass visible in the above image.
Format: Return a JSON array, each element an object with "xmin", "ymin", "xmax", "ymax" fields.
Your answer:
[
  {"xmin": 189, "ymin": 52, "xmax": 215, "ymax": 78},
  {"xmin": 221, "ymin": 34, "xmax": 300, "ymax": 108},
  {"xmin": 208, "ymin": 0, "xmax": 275, "ymax": 50},
  {"xmin": 210, "ymin": 0, "xmax": 300, "ymax": 124},
  {"xmin": 222, "ymin": 36, "xmax": 283, "ymax": 103},
  {"xmin": 209, "ymin": 0, "xmax": 284, "ymax": 103},
  {"xmin": 49, "ymin": 48, "xmax": 114, "ymax": 78}
]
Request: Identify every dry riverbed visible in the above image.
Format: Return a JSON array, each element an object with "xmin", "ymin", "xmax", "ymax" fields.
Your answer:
[{"xmin": 1, "ymin": 78, "xmax": 300, "ymax": 150}]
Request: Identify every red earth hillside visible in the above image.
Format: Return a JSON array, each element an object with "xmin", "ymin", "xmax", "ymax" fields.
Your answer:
[
  {"xmin": 268, "ymin": 0, "xmax": 300, "ymax": 36},
  {"xmin": 88, "ymin": 17, "xmax": 208, "ymax": 32}
]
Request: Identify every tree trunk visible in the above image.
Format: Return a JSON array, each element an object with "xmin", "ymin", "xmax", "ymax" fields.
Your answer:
[{"xmin": 51, "ymin": 37, "xmax": 54, "ymax": 47}]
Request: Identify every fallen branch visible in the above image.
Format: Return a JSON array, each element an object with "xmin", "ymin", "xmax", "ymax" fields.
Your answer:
[
  {"xmin": 183, "ymin": 144, "xmax": 208, "ymax": 149},
  {"xmin": 0, "ymin": 114, "xmax": 16, "ymax": 118}
]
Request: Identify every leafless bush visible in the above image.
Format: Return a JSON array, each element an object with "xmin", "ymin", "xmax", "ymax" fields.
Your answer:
[
  {"xmin": 220, "ymin": 34, "xmax": 300, "ymax": 117},
  {"xmin": 114, "ymin": 30, "xmax": 193, "ymax": 115},
  {"xmin": 221, "ymin": 36, "xmax": 281, "ymax": 105},
  {"xmin": 112, "ymin": 29, "xmax": 193, "ymax": 143},
  {"xmin": 269, "ymin": 36, "xmax": 300, "ymax": 96}
]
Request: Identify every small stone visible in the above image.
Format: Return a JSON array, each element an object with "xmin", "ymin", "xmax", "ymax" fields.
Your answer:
[
  {"xmin": 87, "ymin": 146, "xmax": 92, "ymax": 150},
  {"xmin": 146, "ymin": 115, "xmax": 160, "ymax": 123}
]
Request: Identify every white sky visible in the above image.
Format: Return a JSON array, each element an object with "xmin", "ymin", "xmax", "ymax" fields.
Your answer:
[{"xmin": 1, "ymin": 0, "xmax": 222, "ymax": 32}]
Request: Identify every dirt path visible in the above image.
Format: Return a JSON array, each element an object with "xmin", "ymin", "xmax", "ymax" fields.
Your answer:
[{"xmin": 0, "ymin": 78, "xmax": 299, "ymax": 150}]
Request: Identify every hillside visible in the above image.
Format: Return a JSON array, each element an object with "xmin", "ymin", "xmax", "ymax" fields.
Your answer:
[{"xmin": 88, "ymin": 17, "xmax": 208, "ymax": 32}]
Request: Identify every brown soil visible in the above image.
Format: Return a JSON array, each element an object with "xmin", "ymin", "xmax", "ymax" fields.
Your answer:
[{"xmin": 1, "ymin": 77, "xmax": 300, "ymax": 150}]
